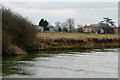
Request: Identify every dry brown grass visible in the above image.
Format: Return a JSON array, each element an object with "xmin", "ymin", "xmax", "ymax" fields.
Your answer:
[
  {"xmin": 35, "ymin": 32, "xmax": 119, "ymax": 50},
  {"xmin": 37, "ymin": 32, "xmax": 119, "ymax": 41}
]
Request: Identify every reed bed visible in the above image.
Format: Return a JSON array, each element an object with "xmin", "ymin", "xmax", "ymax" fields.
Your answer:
[
  {"xmin": 35, "ymin": 32, "xmax": 120, "ymax": 50},
  {"xmin": 37, "ymin": 32, "xmax": 119, "ymax": 41}
]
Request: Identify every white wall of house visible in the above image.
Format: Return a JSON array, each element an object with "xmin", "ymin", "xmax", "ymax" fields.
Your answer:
[
  {"xmin": 82, "ymin": 28, "xmax": 92, "ymax": 33},
  {"xmin": 114, "ymin": 29, "xmax": 118, "ymax": 34},
  {"xmin": 100, "ymin": 29, "xmax": 104, "ymax": 33},
  {"xmin": 41, "ymin": 27, "xmax": 44, "ymax": 32},
  {"xmin": 49, "ymin": 28, "xmax": 54, "ymax": 32},
  {"xmin": 36, "ymin": 25, "xmax": 44, "ymax": 32}
]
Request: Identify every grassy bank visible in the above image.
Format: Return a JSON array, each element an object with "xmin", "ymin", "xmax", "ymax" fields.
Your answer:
[{"xmin": 35, "ymin": 32, "xmax": 120, "ymax": 51}]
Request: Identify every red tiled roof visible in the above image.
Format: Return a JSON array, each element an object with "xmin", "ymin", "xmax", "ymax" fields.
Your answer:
[{"xmin": 83, "ymin": 25, "xmax": 96, "ymax": 30}]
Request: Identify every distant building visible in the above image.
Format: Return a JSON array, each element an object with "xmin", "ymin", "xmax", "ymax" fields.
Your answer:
[
  {"xmin": 114, "ymin": 27, "xmax": 118, "ymax": 34},
  {"xmin": 35, "ymin": 25, "xmax": 44, "ymax": 32},
  {"xmin": 48, "ymin": 26, "xmax": 54, "ymax": 32},
  {"xmin": 54, "ymin": 26, "xmax": 59, "ymax": 31},
  {"xmin": 82, "ymin": 25, "xmax": 96, "ymax": 33},
  {"xmin": 99, "ymin": 28, "xmax": 104, "ymax": 34},
  {"xmin": 118, "ymin": 27, "xmax": 120, "ymax": 34},
  {"xmin": 114, "ymin": 27, "xmax": 120, "ymax": 34}
]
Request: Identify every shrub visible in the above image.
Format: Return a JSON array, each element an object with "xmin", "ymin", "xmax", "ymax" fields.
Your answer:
[
  {"xmin": 2, "ymin": 7, "xmax": 37, "ymax": 55},
  {"xmin": 2, "ymin": 30, "xmax": 12, "ymax": 54}
]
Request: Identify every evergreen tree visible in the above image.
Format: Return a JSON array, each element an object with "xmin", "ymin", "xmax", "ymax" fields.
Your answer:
[{"xmin": 39, "ymin": 18, "xmax": 48, "ymax": 31}]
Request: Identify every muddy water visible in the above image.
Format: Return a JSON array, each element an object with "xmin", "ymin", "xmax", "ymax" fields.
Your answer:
[{"xmin": 2, "ymin": 48, "xmax": 118, "ymax": 78}]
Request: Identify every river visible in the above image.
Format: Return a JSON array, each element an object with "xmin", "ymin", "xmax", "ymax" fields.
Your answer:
[{"xmin": 2, "ymin": 48, "xmax": 118, "ymax": 78}]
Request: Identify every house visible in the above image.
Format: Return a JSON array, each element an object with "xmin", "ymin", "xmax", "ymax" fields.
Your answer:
[
  {"xmin": 48, "ymin": 26, "xmax": 54, "ymax": 32},
  {"xmin": 35, "ymin": 25, "xmax": 44, "ymax": 32},
  {"xmin": 82, "ymin": 25, "xmax": 96, "ymax": 33},
  {"xmin": 114, "ymin": 27, "xmax": 120, "ymax": 34},
  {"xmin": 54, "ymin": 26, "xmax": 59, "ymax": 31},
  {"xmin": 99, "ymin": 28, "xmax": 104, "ymax": 34},
  {"xmin": 118, "ymin": 27, "xmax": 120, "ymax": 34}
]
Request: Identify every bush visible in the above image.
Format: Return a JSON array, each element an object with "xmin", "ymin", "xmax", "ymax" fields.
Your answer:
[
  {"xmin": 2, "ymin": 7, "xmax": 37, "ymax": 55},
  {"xmin": 2, "ymin": 30, "xmax": 12, "ymax": 54}
]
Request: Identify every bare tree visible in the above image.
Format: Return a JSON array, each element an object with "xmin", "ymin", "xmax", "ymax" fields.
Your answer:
[
  {"xmin": 61, "ymin": 22, "xmax": 68, "ymax": 28},
  {"xmin": 61, "ymin": 22, "xmax": 68, "ymax": 32},
  {"xmin": 77, "ymin": 24, "xmax": 83, "ymax": 28},
  {"xmin": 55, "ymin": 21, "xmax": 61, "ymax": 27},
  {"xmin": 55, "ymin": 21, "xmax": 61, "ymax": 31},
  {"xmin": 66, "ymin": 18, "xmax": 75, "ymax": 32}
]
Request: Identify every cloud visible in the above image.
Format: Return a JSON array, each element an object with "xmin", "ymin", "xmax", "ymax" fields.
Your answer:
[
  {"xmin": 3, "ymin": 2, "xmax": 118, "ymax": 26},
  {"xmin": 24, "ymin": 8, "xmax": 78, "ymax": 16},
  {"xmin": 2, "ymin": 0, "xmax": 119, "ymax": 2}
]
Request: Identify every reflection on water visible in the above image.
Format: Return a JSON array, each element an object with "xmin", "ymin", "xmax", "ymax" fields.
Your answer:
[{"xmin": 2, "ymin": 48, "xmax": 118, "ymax": 78}]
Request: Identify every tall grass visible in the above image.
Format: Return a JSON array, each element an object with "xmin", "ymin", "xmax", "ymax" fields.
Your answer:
[
  {"xmin": 37, "ymin": 32, "xmax": 119, "ymax": 41},
  {"xmin": 36, "ymin": 32, "xmax": 119, "ymax": 50}
]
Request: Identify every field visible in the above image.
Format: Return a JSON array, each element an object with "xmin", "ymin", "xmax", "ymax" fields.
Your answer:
[
  {"xmin": 37, "ymin": 32, "xmax": 119, "ymax": 41},
  {"xmin": 35, "ymin": 32, "xmax": 120, "ymax": 50}
]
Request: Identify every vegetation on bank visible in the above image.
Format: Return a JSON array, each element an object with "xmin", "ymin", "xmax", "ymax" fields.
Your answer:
[
  {"xmin": 37, "ymin": 32, "xmax": 119, "ymax": 41},
  {"xmin": 2, "ymin": 7, "xmax": 120, "ymax": 56},
  {"xmin": 2, "ymin": 7, "xmax": 37, "ymax": 55},
  {"xmin": 36, "ymin": 32, "xmax": 120, "ymax": 50}
]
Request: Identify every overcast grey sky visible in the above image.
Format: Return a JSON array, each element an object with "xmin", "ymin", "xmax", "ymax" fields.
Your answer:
[{"xmin": 4, "ymin": 2, "xmax": 118, "ymax": 27}]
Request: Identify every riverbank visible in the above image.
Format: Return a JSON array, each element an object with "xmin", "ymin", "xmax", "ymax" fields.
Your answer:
[
  {"xmin": 32, "ymin": 32, "xmax": 120, "ymax": 51},
  {"xmin": 3, "ymin": 32, "xmax": 120, "ymax": 56}
]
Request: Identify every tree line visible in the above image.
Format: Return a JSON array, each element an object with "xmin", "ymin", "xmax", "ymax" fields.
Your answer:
[
  {"xmin": 39, "ymin": 17, "xmax": 117, "ymax": 34},
  {"xmin": 39, "ymin": 18, "xmax": 75, "ymax": 32}
]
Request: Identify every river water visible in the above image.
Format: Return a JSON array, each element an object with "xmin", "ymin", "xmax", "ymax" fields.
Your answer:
[{"xmin": 2, "ymin": 48, "xmax": 118, "ymax": 78}]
